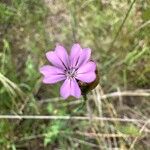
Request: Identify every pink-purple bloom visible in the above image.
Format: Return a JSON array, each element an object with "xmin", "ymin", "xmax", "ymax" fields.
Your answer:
[{"xmin": 40, "ymin": 44, "xmax": 96, "ymax": 99}]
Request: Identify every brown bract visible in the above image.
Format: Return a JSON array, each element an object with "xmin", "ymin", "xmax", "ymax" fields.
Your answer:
[{"xmin": 78, "ymin": 66, "xmax": 99, "ymax": 96}]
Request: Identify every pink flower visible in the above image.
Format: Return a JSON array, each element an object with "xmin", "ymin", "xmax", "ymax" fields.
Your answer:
[{"xmin": 39, "ymin": 44, "xmax": 96, "ymax": 99}]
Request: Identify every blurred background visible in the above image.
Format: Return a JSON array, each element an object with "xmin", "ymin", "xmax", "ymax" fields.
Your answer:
[{"xmin": 0, "ymin": 0, "xmax": 150, "ymax": 149}]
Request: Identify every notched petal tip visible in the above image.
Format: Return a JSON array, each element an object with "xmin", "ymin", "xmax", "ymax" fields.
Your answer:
[
  {"xmin": 39, "ymin": 65, "xmax": 49, "ymax": 75},
  {"xmin": 45, "ymin": 51, "xmax": 53, "ymax": 61},
  {"xmin": 71, "ymin": 43, "xmax": 82, "ymax": 50},
  {"xmin": 42, "ymin": 78, "xmax": 51, "ymax": 84},
  {"xmin": 45, "ymin": 48, "xmax": 69, "ymax": 69},
  {"xmin": 39, "ymin": 67, "xmax": 43, "ymax": 74},
  {"xmin": 75, "ymin": 47, "xmax": 92, "ymax": 67},
  {"xmin": 60, "ymin": 79, "xmax": 81, "ymax": 99},
  {"xmin": 55, "ymin": 43, "xmax": 67, "ymax": 50}
]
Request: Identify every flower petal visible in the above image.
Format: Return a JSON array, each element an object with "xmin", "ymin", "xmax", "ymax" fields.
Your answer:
[
  {"xmin": 43, "ymin": 75, "xmax": 66, "ymax": 84},
  {"xmin": 46, "ymin": 51, "xmax": 64, "ymax": 69},
  {"xmin": 60, "ymin": 78, "xmax": 81, "ymax": 99},
  {"xmin": 76, "ymin": 61, "xmax": 96, "ymax": 83},
  {"xmin": 77, "ymin": 61, "xmax": 96, "ymax": 74},
  {"xmin": 70, "ymin": 43, "xmax": 82, "ymax": 67},
  {"xmin": 46, "ymin": 45, "xmax": 69, "ymax": 69},
  {"xmin": 55, "ymin": 45, "xmax": 69, "ymax": 68},
  {"xmin": 39, "ymin": 65, "xmax": 66, "ymax": 84},
  {"xmin": 76, "ymin": 48, "xmax": 91, "ymax": 68},
  {"xmin": 76, "ymin": 72, "xmax": 96, "ymax": 83},
  {"xmin": 39, "ymin": 65, "xmax": 64, "ymax": 76}
]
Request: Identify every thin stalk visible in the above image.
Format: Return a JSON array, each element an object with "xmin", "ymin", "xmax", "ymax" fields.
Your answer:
[
  {"xmin": 0, "ymin": 115, "xmax": 148, "ymax": 123},
  {"xmin": 108, "ymin": 0, "xmax": 137, "ymax": 51}
]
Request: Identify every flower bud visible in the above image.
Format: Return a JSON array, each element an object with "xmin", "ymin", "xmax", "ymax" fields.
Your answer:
[{"xmin": 78, "ymin": 66, "xmax": 99, "ymax": 95}]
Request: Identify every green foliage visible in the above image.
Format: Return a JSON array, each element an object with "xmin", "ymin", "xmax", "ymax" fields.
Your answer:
[
  {"xmin": 117, "ymin": 124, "xmax": 140, "ymax": 136},
  {"xmin": 0, "ymin": 0, "xmax": 149, "ymax": 149},
  {"xmin": 44, "ymin": 121, "xmax": 63, "ymax": 146},
  {"xmin": 0, "ymin": 120, "xmax": 12, "ymax": 148},
  {"xmin": 124, "ymin": 45, "xmax": 149, "ymax": 66},
  {"xmin": 0, "ymin": 3, "xmax": 14, "ymax": 23},
  {"xmin": 25, "ymin": 56, "xmax": 39, "ymax": 87}
]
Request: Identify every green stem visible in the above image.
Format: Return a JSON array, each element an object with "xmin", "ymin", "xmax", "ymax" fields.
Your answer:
[{"xmin": 108, "ymin": 0, "xmax": 137, "ymax": 51}]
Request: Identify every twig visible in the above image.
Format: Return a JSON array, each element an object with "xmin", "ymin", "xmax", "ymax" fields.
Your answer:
[
  {"xmin": 100, "ymin": 90, "xmax": 150, "ymax": 99},
  {"xmin": 132, "ymin": 20, "xmax": 150, "ymax": 34},
  {"xmin": 76, "ymin": 131, "xmax": 144, "ymax": 138},
  {"xmin": 80, "ymin": 0, "xmax": 94, "ymax": 9},
  {"xmin": 129, "ymin": 121, "xmax": 149, "ymax": 150},
  {"xmin": 17, "ymin": 132, "xmax": 99, "ymax": 148},
  {"xmin": 67, "ymin": 136, "xmax": 100, "ymax": 148},
  {"xmin": 0, "ymin": 115, "xmax": 149, "ymax": 123},
  {"xmin": 39, "ymin": 89, "xmax": 150, "ymax": 104}
]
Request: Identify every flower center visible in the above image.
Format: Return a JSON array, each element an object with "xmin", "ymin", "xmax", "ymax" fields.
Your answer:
[{"xmin": 65, "ymin": 68, "xmax": 76, "ymax": 78}]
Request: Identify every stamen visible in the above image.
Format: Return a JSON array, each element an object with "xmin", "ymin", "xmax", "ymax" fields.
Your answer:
[{"xmin": 65, "ymin": 68, "xmax": 76, "ymax": 78}]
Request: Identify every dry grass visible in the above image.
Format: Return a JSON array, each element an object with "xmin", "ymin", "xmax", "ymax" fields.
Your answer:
[{"xmin": 0, "ymin": 0, "xmax": 150, "ymax": 149}]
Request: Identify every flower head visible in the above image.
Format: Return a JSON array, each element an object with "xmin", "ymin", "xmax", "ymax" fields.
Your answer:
[{"xmin": 40, "ymin": 44, "xmax": 96, "ymax": 99}]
